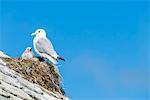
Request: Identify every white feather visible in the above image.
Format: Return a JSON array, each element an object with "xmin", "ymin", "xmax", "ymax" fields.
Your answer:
[{"xmin": 32, "ymin": 29, "xmax": 59, "ymax": 64}]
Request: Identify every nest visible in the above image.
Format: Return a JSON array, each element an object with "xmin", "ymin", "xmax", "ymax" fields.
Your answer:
[{"xmin": 1, "ymin": 57, "xmax": 65, "ymax": 96}]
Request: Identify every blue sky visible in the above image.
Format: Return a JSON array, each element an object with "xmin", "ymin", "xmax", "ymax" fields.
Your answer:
[{"xmin": 0, "ymin": 0, "xmax": 149, "ymax": 100}]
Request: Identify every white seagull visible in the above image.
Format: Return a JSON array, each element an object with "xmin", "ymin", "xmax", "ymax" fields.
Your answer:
[
  {"xmin": 21, "ymin": 47, "xmax": 34, "ymax": 59},
  {"xmin": 31, "ymin": 29, "xmax": 65, "ymax": 64}
]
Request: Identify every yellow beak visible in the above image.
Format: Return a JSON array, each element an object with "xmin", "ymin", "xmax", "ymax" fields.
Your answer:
[{"xmin": 31, "ymin": 32, "xmax": 36, "ymax": 36}]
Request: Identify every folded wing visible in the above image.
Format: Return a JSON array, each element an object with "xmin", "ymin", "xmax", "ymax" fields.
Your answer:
[{"xmin": 35, "ymin": 38, "xmax": 58, "ymax": 58}]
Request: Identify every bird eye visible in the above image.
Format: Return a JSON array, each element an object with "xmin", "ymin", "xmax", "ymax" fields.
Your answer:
[{"xmin": 38, "ymin": 31, "xmax": 40, "ymax": 33}]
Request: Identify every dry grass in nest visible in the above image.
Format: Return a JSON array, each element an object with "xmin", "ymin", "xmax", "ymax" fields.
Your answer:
[{"xmin": 1, "ymin": 57, "xmax": 65, "ymax": 96}]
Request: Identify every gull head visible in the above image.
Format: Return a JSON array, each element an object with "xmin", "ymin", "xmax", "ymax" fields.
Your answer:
[
  {"xmin": 31, "ymin": 29, "xmax": 46, "ymax": 37},
  {"xmin": 26, "ymin": 47, "xmax": 32, "ymax": 52}
]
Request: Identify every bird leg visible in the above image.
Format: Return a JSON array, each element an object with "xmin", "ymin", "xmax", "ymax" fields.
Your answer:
[{"xmin": 36, "ymin": 56, "xmax": 45, "ymax": 62}]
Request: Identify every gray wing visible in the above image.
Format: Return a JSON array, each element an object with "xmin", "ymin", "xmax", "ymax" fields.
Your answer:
[{"xmin": 35, "ymin": 38, "xmax": 58, "ymax": 57}]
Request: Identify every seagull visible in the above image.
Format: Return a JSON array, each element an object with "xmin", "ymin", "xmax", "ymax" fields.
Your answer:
[
  {"xmin": 21, "ymin": 47, "xmax": 34, "ymax": 59},
  {"xmin": 0, "ymin": 51, "xmax": 10, "ymax": 58},
  {"xmin": 31, "ymin": 29, "xmax": 65, "ymax": 64}
]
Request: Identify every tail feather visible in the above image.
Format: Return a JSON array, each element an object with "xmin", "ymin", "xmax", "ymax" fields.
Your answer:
[
  {"xmin": 57, "ymin": 56, "xmax": 65, "ymax": 61},
  {"xmin": 45, "ymin": 54, "xmax": 58, "ymax": 64}
]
